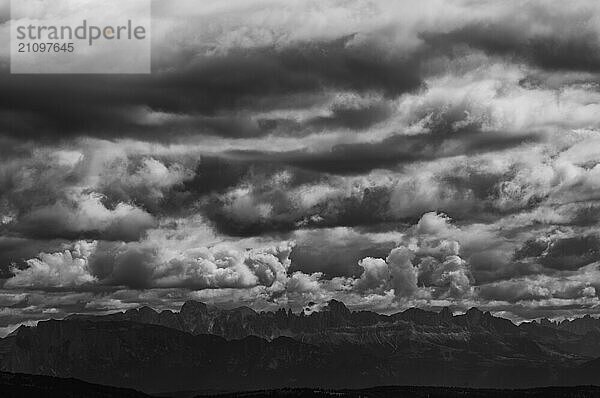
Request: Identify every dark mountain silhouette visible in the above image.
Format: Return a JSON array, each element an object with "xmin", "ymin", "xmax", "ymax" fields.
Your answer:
[
  {"xmin": 0, "ymin": 371, "xmax": 151, "ymax": 397},
  {"xmin": 62, "ymin": 300, "xmax": 526, "ymax": 341},
  {"xmin": 2, "ymin": 372, "xmax": 600, "ymax": 398},
  {"xmin": 197, "ymin": 385, "xmax": 600, "ymax": 398},
  {"xmin": 1, "ymin": 300, "xmax": 599, "ymax": 393},
  {"xmin": 541, "ymin": 314, "xmax": 600, "ymax": 335}
]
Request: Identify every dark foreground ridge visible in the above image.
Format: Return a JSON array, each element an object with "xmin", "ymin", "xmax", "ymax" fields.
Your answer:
[
  {"xmin": 2, "ymin": 372, "xmax": 600, "ymax": 398},
  {"xmin": 0, "ymin": 372, "xmax": 600, "ymax": 398},
  {"xmin": 0, "ymin": 371, "xmax": 151, "ymax": 398},
  {"xmin": 199, "ymin": 386, "xmax": 600, "ymax": 398}
]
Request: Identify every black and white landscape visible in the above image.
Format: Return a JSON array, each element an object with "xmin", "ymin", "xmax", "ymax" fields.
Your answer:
[{"xmin": 2, "ymin": 0, "xmax": 600, "ymax": 396}]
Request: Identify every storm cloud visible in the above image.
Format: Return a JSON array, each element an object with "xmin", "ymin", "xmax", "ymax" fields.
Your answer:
[{"xmin": 2, "ymin": 0, "xmax": 600, "ymax": 329}]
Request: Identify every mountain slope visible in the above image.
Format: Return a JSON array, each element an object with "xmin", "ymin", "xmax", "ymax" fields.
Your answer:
[
  {"xmin": 1, "ymin": 301, "xmax": 599, "ymax": 392},
  {"xmin": 0, "ymin": 371, "xmax": 151, "ymax": 398},
  {"xmin": 0, "ymin": 318, "xmax": 569, "ymax": 392},
  {"xmin": 66, "ymin": 300, "xmax": 600, "ymax": 361}
]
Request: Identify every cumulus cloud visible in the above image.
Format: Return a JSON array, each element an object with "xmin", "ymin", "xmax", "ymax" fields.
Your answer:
[
  {"xmin": 514, "ymin": 232, "xmax": 600, "ymax": 271},
  {"xmin": 4, "ymin": 0, "xmax": 600, "ymax": 324},
  {"xmin": 427, "ymin": 255, "xmax": 473, "ymax": 299},
  {"xmin": 16, "ymin": 191, "xmax": 156, "ymax": 241},
  {"xmin": 287, "ymin": 271, "xmax": 323, "ymax": 293},
  {"xmin": 3, "ymin": 237, "xmax": 298, "ymax": 294},
  {"xmin": 347, "ymin": 213, "xmax": 475, "ymax": 301},
  {"xmin": 98, "ymin": 157, "xmax": 193, "ymax": 211},
  {"xmin": 478, "ymin": 273, "xmax": 598, "ymax": 304},
  {"xmin": 354, "ymin": 257, "xmax": 391, "ymax": 293},
  {"xmin": 84, "ymin": 239, "xmax": 296, "ymax": 292},
  {"xmin": 4, "ymin": 241, "xmax": 97, "ymax": 289}
]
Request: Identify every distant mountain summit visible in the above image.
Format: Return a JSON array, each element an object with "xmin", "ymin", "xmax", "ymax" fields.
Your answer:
[
  {"xmin": 1, "ymin": 300, "xmax": 600, "ymax": 393},
  {"xmin": 62, "ymin": 299, "xmax": 600, "ymax": 346}
]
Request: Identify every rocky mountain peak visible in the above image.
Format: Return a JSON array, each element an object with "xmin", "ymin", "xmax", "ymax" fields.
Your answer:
[
  {"xmin": 466, "ymin": 307, "xmax": 484, "ymax": 324},
  {"xmin": 539, "ymin": 318, "xmax": 556, "ymax": 327},
  {"xmin": 324, "ymin": 299, "xmax": 351, "ymax": 317},
  {"xmin": 180, "ymin": 300, "xmax": 208, "ymax": 315},
  {"xmin": 179, "ymin": 300, "xmax": 210, "ymax": 334},
  {"xmin": 466, "ymin": 307, "xmax": 483, "ymax": 315},
  {"xmin": 138, "ymin": 306, "xmax": 157, "ymax": 316},
  {"xmin": 230, "ymin": 306, "xmax": 257, "ymax": 318}
]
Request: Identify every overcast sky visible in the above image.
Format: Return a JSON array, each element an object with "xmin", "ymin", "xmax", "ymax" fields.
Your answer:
[{"xmin": 2, "ymin": 0, "xmax": 600, "ymax": 335}]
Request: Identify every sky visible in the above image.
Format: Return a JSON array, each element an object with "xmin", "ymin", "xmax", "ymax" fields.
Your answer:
[{"xmin": 2, "ymin": 0, "xmax": 600, "ymax": 335}]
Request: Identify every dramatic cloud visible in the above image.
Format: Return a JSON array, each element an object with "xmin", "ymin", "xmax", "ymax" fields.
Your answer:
[
  {"xmin": 3, "ymin": 237, "xmax": 297, "ymax": 293},
  {"xmin": 3, "ymin": 0, "xmax": 600, "ymax": 327},
  {"xmin": 5, "ymin": 241, "xmax": 97, "ymax": 289},
  {"xmin": 16, "ymin": 191, "xmax": 157, "ymax": 241}
]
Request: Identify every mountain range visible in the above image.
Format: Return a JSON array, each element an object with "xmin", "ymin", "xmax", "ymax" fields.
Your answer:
[{"xmin": 1, "ymin": 300, "xmax": 600, "ymax": 394}]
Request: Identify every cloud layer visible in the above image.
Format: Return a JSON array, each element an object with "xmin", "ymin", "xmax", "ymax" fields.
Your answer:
[{"xmin": 2, "ymin": 0, "xmax": 600, "ymax": 331}]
